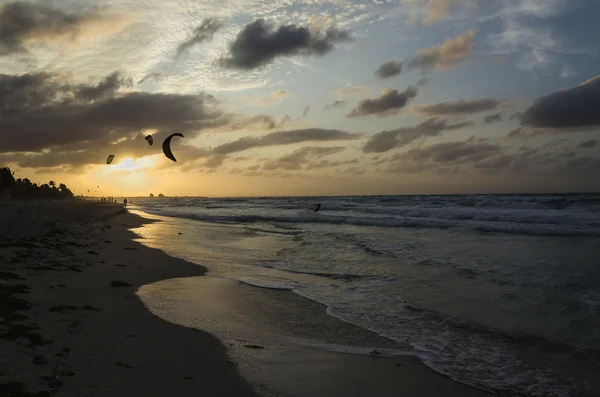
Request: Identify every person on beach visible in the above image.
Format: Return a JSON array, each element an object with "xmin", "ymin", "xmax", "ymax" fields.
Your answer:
[{"xmin": 123, "ymin": 197, "xmax": 128, "ymax": 207}]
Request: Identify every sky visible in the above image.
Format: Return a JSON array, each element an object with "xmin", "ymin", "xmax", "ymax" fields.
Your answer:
[{"xmin": 0, "ymin": 0, "xmax": 599, "ymax": 197}]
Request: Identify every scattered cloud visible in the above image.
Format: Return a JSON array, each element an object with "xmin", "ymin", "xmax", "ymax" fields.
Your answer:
[
  {"xmin": 384, "ymin": 140, "xmax": 503, "ymax": 173},
  {"xmin": 411, "ymin": 98, "xmax": 500, "ymax": 115},
  {"xmin": 137, "ymin": 72, "xmax": 162, "ymax": 85},
  {"xmin": 375, "ymin": 60, "xmax": 402, "ymax": 79},
  {"xmin": 303, "ymin": 104, "xmax": 311, "ymax": 117},
  {"xmin": 363, "ymin": 117, "xmax": 473, "ymax": 153},
  {"xmin": 484, "ymin": 112, "xmax": 503, "ymax": 123},
  {"xmin": 212, "ymin": 128, "xmax": 362, "ymax": 155},
  {"xmin": 241, "ymin": 90, "xmax": 289, "ymax": 106},
  {"xmin": 221, "ymin": 114, "xmax": 290, "ymax": 131},
  {"xmin": 0, "ymin": 2, "xmax": 131, "ymax": 55},
  {"xmin": 521, "ymin": 76, "xmax": 600, "ymax": 128},
  {"xmin": 504, "ymin": 128, "xmax": 547, "ymax": 140},
  {"xmin": 334, "ymin": 86, "xmax": 368, "ymax": 97},
  {"xmin": 488, "ymin": 1, "xmax": 594, "ymax": 72},
  {"xmin": 220, "ymin": 19, "xmax": 352, "ymax": 70},
  {"xmin": 175, "ymin": 18, "xmax": 222, "ymax": 60},
  {"xmin": 324, "ymin": 100, "xmax": 346, "ymax": 110},
  {"xmin": 348, "ymin": 86, "xmax": 418, "ymax": 118},
  {"xmin": 407, "ymin": 30, "xmax": 476, "ymax": 72},
  {"xmin": 403, "ymin": 0, "xmax": 476, "ymax": 25},
  {"xmin": 263, "ymin": 146, "xmax": 345, "ymax": 170},
  {"xmin": 505, "ymin": 128, "xmax": 524, "ymax": 139}
]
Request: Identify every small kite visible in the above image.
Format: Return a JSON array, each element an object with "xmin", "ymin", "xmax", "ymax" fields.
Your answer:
[
  {"xmin": 162, "ymin": 133, "xmax": 184, "ymax": 162},
  {"xmin": 314, "ymin": 203, "xmax": 321, "ymax": 213},
  {"xmin": 106, "ymin": 155, "xmax": 115, "ymax": 164},
  {"xmin": 145, "ymin": 135, "xmax": 154, "ymax": 146}
]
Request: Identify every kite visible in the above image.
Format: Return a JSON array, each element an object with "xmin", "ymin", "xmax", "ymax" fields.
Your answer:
[
  {"xmin": 162, "ymin": 133, "xmax": 184, "ymax": 162},
  {"xmin": 106, "ymin": 155, "xmax": 115, "ymax": 164},
  {"xmin": 145, "ymin": 135, "xmax": 154, "ymax": 146}
]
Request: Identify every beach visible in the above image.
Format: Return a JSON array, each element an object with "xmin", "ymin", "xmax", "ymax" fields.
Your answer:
[{"xmin": 0, "ymin": 200, "xmax": 494, "ymax": 396}]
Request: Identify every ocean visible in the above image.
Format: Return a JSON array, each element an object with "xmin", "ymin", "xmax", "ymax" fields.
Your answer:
[{"xmin": 130, "ymin": 194, "xmax": 600, "ymax": 396}]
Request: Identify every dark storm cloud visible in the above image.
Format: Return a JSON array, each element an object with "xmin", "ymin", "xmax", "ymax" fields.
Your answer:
[
  {"xmin": 263, "ymin": 146, "xmax": 345, "ymax": 170},
  {"xmin": 0, "ymin": 2, "xmax": 119, "ymax": 55},
  {"xmin": 175, "ymin": 18, "xmax": 222, "ymax": 59},
  {"xmin": 363, "ymin": 118, "xmax": 473, "ymax": 153},
  {"xmin": 375, "ymin": 60, "xmax": 402, "ymax": 79},
  {"xmin": 324, "ymin": 100, "xmax": 345, "ymax": 110},
  {"xmin": 347, "ymin": 86, "xmax": 418, "ymax": 118},
  {"xmin": 484, "ymin": 112, "xmax": 503, "ymax": 123},
  {"xmin": 521, "ymin": 76, "xmax": 600, "ymax": 128},
  {"xmin": 219, "ymin": 19, "xmax": 352, "ymax": 70},
  {"xmin": 412, "ymin": 98, "xmax": 500, "ymax": 115},
  {"xmin": 578, "ymin": 139, "xmax": 597, "ymax": 149},
  {"xmin": 0, "ymin": 71, "xmax": 229, "ymax": 168},
  {"xmin": 212, "ymin": 128, "xmax": 361, "ymax": 155}
]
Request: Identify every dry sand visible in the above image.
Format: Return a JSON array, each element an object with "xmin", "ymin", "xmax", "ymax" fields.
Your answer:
[{"xmin": 1, "ymin": 200, "xmax": 491, "ymax": 397}]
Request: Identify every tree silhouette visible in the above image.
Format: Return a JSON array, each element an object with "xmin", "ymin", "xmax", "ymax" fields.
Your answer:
[{"xmin": 0, "ymin": 167, "xmax": 74, "ymax": 200}]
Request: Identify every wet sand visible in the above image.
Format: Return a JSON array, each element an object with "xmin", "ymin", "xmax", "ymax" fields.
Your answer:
[{"xmin": 0, "ymin": 200, "xmax": 491, "ymax": 396}]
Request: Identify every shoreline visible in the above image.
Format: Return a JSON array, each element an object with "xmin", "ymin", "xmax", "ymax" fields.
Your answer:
[
  {"xmin": 129, "ymin": 206, "xmax": 492, "ymax": 397},
  {"xmin": 1, "ymin": 200, "xmax": 491, "ymax": 396},
  {"xmin": 0, "ymin": 201, "xmax": 256, "ymax": 396}
]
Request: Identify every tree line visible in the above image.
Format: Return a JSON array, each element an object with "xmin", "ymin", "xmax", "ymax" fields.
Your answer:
[{"xmin": 0, "ymin": 166, "xmax": 74, "ymax": 200}]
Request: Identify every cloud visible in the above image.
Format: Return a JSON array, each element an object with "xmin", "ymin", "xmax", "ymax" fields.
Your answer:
[
  {"xmin": 484, "ymin": 112, "xmax": 503, "ymax": 123},
  {"xmin": 347, "ymin": 86, "xmax": 418, "ymax": 118},
  {"xmin": 324, "ymin": 100, "xmax": 346, "ymax": 110},
  {"xmin": 219, "ymin": 19, "xmax": 352, "ymax": 70},
  {"xmin": 175, "ymin": 18, "xmax": 222, "ymax": 60},
  {"xmin": 263, "ymin": 146, "xmax": 345, "ymax": 170},
  {"xmin": 77, "ymin": 72, "xmax": 133, "ymax": 101},
  {"xmin": 505, "ymin": 128, "xmax": 524, "ymax": 139},
  {"xmin": 220, "ymin": 114, "xmax": 289, "ymax": 131},
  {"xmin": 363, "ymin": 118, "xmax": 473, "ymax": 153},
  {"xmin": 303, "ymin": 104, "xmax": 311, "ymax": 117},
  {"xmin": 0, "ymin": 71, "xmax": 229, "ymax": 168},
  {"xmin": 403, "ymin": 0, "xmax": 476, "ymax": 25},
  {"xmin": 578, "ymin": 139, "xmax": 597, "ymax": 149},
  {"xmin": 521, "ymin": 76, "xmax": 600, "ymax": 128},
  {"xmin": 212, "ymin": 128, "xmax": 362, "ymax": 155},
  {"xmin": 407, "ymin": 30, "xmax": 475, "ymax": 72},
  {"xmin": 375, "ymin": 60, "xmax": 402, "ymax": 79},
  {"xmin": 0, "ymin": 2, "xmax": 131, "ymax": 55},
  {"xmin": 384, "ymin": 140, "xmax": 503, "ymax": 173},
  {"xmin": 241, "ymin": 90, "xmax": 289, "ymax": 106},
  {"xmin": 411, "ymin": 98, "xmax": 500, "ymax": 115},
  {"xmin": 488, "ymin": 1, "xmax": 593, "ymax": 72},
  {"xmin": 334, "ymin": 86, "xmax": 368, "ymax": 96},
  {"xmin": 137, "ymin": 72, "xmax": 162, "ymax": 85}
]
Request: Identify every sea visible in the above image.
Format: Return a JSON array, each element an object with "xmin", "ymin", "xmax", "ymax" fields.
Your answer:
[{"xmin": 130, "ymin": 194, "xmax": 600, "ymax": 397}]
